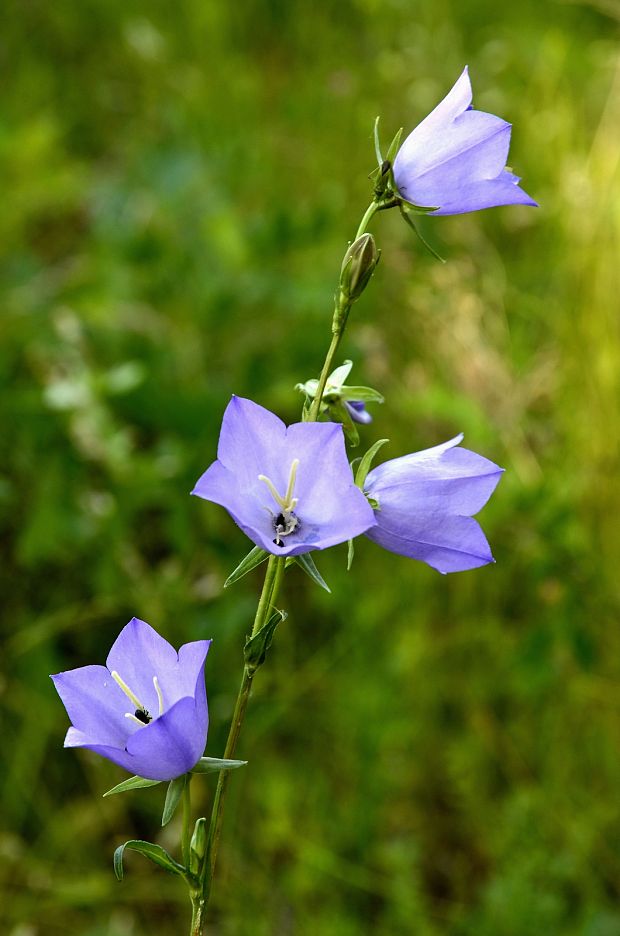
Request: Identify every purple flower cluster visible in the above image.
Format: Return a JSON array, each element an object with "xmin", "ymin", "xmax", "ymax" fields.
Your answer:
[{"xmin": 194, "ymin": 397, "xmax": 503, "ymax": 575}]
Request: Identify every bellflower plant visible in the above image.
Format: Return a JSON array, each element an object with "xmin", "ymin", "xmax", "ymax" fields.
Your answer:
[
  {"xmin": 50, "ymin": 69, "xmax": 536, "ymax": 936},
  {"xmin": 52, "ymin": 617, "xmax": 212, "ymax": 781},
  {"xmin": 392, "ymin": 66, "xmax": 537, "ymax": 215},
  {"xmin": 192, "ymin": 395, "xmax": 375, "ymax": 555},
  {"xmin": 362, "ymin": 435, "xmax": 504, "ymax": 573}
]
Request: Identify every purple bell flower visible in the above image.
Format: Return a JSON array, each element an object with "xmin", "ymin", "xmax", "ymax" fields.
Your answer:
[
  {"xmin": 345, "ymin": 400, "xmax": 373, "ymax": 425},
  {"xmin": 364, "ymin": 434, "xmax": 503, "ymax": 574},
  {"xmin": 393, "ymin": 66, "xmax": 537, "ymax": 215},
  {"xmin": 51, "ymin": 618, "xmax": 211, "ymax": 781},
  {"xmin": 192, "ymin": 396, "xmax": 376, "ymax": 556}
]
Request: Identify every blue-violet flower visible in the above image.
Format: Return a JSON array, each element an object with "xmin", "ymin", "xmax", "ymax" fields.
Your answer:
[
  {"xmin": 51, "ymin": 618, "xmax": 211, "ymax": 781},
  {"xmin": 192, "ymin": 396, "xmax": 376, "ymax": 556},
  {"xmin": 364, "ymin": 434, "xmax": 503, "ymax": 573},
  {"xmin": 346, "ymin": 400, "xmax": 373, "ymax": 425},
  {"xmin": 393, "ymin": 66, "xmax": 537, "ymax": 215}
]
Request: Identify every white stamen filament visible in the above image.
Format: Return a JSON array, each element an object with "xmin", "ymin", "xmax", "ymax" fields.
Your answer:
[
  {"xmin": 125, "ymin": 712, "xmax": 147, "ymax": 726},
  {"xmin": 258, "ymin": 458, "xmax": 300, "ymax": 513},
  {"xmin": 153, "ymin": 675, "xmax": 164, "ymax": 716},
  {"xmin": 111, "ymin": 670, "xmax": 147, "ymax": 712}
]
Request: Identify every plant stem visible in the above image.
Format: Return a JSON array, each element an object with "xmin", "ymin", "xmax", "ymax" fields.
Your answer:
[
  {"xmin": 308, "ymin": 200, "xmax": 381, "ymax": 422},
  {"xmin": 181, "ymin": 775, "xmax": 192, "ymax": 868},
  {"xmin": 195, "ymin": 555, "xmax": 284, "ymax": 926}
]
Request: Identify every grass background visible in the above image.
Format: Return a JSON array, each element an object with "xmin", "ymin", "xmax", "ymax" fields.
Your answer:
[{"xmin": 1, "ymin": 0, "xmax": 619, "ymax": 933}]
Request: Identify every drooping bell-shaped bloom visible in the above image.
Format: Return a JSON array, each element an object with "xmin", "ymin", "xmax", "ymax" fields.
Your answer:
[
  {"xmin": 392, "ymin": 67, "xmax": 537, "ymax": 216},
  {"xmin": 192, "ymin": 396, "xmax": 376, "ymax": 556},
  {"xmin": 363, "ymin": 434, "xmax": 503, "ymax": 574},
  {"xmin": 51, "ymin": 618, "xmax": 211, "ymax": 781}
]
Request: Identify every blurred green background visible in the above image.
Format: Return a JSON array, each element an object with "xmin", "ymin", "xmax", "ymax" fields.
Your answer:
[{"xmin": 2, "ymin": 0, "xmax": 619, "ymax": 933}]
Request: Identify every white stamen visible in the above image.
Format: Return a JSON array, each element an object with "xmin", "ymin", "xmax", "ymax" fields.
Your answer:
[
  {"xmin": 125, "ymin": 712, "xmax": 146, "ymax": 726},
  {"xmin": 111, "ymin": 670, "xmax": 146, "ymax": 712},
  {"xmin": 153, "ymin": 676, "xmax": 164, "ymax": 716},
  {"xmin": 258, "ymin": 459, "xmax": 300, "ymax": 513}
]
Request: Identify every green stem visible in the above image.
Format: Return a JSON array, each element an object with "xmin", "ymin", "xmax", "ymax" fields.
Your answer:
[
  {"xmin": 181, "ymin": 775, "xmax": 192, "ymax": 868},
  {"xmin": 197, "ymin": 555, "xmax": 285, "ymax": 924},
  {"xmin": 308, "ymin": 200, "xmax": 381, "ymax": 423}
]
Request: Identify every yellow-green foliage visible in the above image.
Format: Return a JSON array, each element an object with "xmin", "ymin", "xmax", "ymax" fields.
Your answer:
[{"xmin": 1, "ymin": 1, "xmax": 619, "ymax": 933}]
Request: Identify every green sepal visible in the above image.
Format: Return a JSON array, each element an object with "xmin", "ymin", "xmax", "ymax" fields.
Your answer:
[
  {"xmin": 373, "ymin": 116, "xmax": 384, "ymax": 166},
  {"xmin": 385, "ymin": 126, "xmax": 404, "ymax": 164},
  {"xmin": 339, "ymin": 386, "xmax": 385, "ymax": 404},
  {"xmin": 331, "ymin": 399, "xmax": 359, "ymax": 447},
  {"xmin": 224, "ymin": 546, "xmax": 269, "ymax": 588},
  {"xmin": 161, "ymin": 775, "xmax": 186, "ymax": 827},
  {"xmin": 399, "ymin": 205, "xmax": 445, "ymax": 262},
  {"xmin": 113, "ymin": 840, "xmax": 187, "ymax": 881},
  {"xmin": 325, "ymin": 360, "xmax": 353, "ymax": 388},
  {"xmin": 294, "ymin": 553, "xmax": 331, "ymax": 593},
  {"xmin": 355, "ymin": 438, "xmax": 390, "ymax": 490},
  {"xmin": 191, "ymin": 756, "xmax": 248, "ymax": 774},
  {"xmin": 103, "ymin": 776, "xmax": 162, "ymax": 797},
  {"xmin": 244, "ymin": 608, "xmax": 288, "ymax": 673},
  {"xmin": 347, "ymin": 539, "xmax": 355, "ymax": 571}
]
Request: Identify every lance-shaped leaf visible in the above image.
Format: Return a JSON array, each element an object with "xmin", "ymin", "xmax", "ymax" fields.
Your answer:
[
  {"xmin": 224, "ymin": 545, "xmax": 269, "ymax": 588},
  {"xmin": 294, "ymin": 553, "xmax": 331, "ymax": 593},
  {"xmin": 103, "ymin": 776, "xmax": 162, "ymax": 797},
  {"xmin": 355, "ymin": 438, "xmax": 390, "ymax": 490},
  {"xmin": 113, "ymin": 840, "xmax": 187, "ymax": 881},
  {"xmin": 161, "ymin": 774, "xmax": 186, "ymax": 827},
  {"xmin": 191, "ymin": 756, "xmax": 248, "ymax": 774},
  {"xmin": 244, "ymin": 609, "xmax": 287, "ymax": 673}
]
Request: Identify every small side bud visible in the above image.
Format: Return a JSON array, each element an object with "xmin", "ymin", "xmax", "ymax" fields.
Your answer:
[
  {"xmin": 189, "ymin": 818, "xmax": 208, "ymax": 876},
  {"xmin": 339, "ymin": 233, "xmax": 380, "ymax": 303}
]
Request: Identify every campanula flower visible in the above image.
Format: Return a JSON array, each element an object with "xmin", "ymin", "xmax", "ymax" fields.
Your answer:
[
  {"xmin": 192, "ymin": 396, "xmax": 375, "ymax": 556},
  {"xmin": 393, "ymin": 67, "xmax": 537, "ymax": 215},
  {"xmin": 363, "ymin": 434, "xmax": 503, "ymax": 573},
  {"xmin": 51, "ymin": 618, "xmax": 211, "ymax": 781}
]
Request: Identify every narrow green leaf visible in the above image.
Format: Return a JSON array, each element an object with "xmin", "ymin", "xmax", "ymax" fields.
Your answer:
[
  {"xmin": 113, "ymin": 840, "xmax": 186, "ymax": 881},
  {"xmin": 347, "ymin": 539, "xmax": 355, "ymax": 572},
  {"xmin": 294, "ymin": 554, "xmax": 331, "ymax": 593},
  {"xmin": 103, "ymin": 776, "xmax": 162, "ymax": 797},
  {"xmin": 354, "ymin": 438, "xmax": 390, "ymax": 490},
  {"xmin": 373, "ymin": 116, "xmax": 383, "ymax": 166},
  {"xmin": 399, "ymin": 206, "xmax": 445, "ymax": 262},
  {"xmin": 244, "ymin": 608, "xmax": 287, "ymax": 671},
  {"xmin": 224, "ymin": 546, "xmax": 269, "ymax": 588},
  {"xmin": 385, "ymin": 126, "xmax": 404, "ymax": 164},
  {"xmin": 191, "ymin": 756, "xmax": 248, "ymax": 774},
  {"xmin": 161, "ymin": 775, "xmax": 186, "ymax": 827}
]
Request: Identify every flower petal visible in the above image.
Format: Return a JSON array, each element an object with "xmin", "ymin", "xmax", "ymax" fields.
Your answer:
[
  {"xmin": 429, "ymin": 172, "xmax": 538, "ymax": 215},
  {"xmin": 106, "ymin": 618, "xmax": 178, "ymax": 715},
  {"xmin": 125, "ymin": 689, "xmax": 208, "ymax": 780},
  {"xmin": 216, "ymin": 396, "xmax": 287, "ymax": 487},
  {"xmin": 365, "ymin": 512, "xmax": 495, "ymax": 574},
  {"xmin": 397, "ymin": 66, "xmax": 472, "ymax": 159},
  {"xmin": 51, "ymin": 665, "xmax": 130, "ymax": 748},
  {"xmin": 366, "ymin": 440, "xmax": 503, "ymax": 516}
]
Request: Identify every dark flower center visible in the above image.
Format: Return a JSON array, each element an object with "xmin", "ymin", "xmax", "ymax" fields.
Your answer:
[
  {"xmin": 273, "ymin": 511, "xmax": 299, "ymax": 547},
  {"xmin": 134, "ymin": 708, "xmax": 152, "ymax": 724}
]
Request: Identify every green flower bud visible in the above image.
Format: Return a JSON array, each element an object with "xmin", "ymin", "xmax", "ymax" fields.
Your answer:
[
  {"xmin": 189, "ymin": 818, "xmax": 207, "ymax": 876},
  {"xmin": 339, "ymin": 233, "xmax": 380, "ymax": 303}
]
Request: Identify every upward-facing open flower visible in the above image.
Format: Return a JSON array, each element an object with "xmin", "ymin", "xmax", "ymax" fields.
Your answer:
[
  {"xmin": 393, "ymin": 67, "xmax": 537, "ymax": 215},
  {"xmin": 192, "ymin": 396, "xmax": 376, "ymax": 556},
  {"xmin": 51, "ymin": 618, "xmax": 211, "ymax": 781},
  {"xmin": 363, "ymin": 435, "xmax": 503, "ymax": 574}
]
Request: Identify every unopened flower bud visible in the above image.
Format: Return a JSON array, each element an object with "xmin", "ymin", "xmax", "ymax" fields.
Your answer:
[
  {"xmin": 339, "ymin": 233, "xmax": 380, "ymax": 303},
  {"xmin": 189, "ymin": 817, "xmax": 207, "ymax": 876}
]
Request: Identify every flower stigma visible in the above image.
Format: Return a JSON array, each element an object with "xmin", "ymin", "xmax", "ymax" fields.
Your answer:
[
  {"xmin": 258, "ymin": 458, "xmax": 301, "ymax": 547},
  {"xmin": 111, "ymin": 669, "xmax": 154, "ymax": 726}
]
